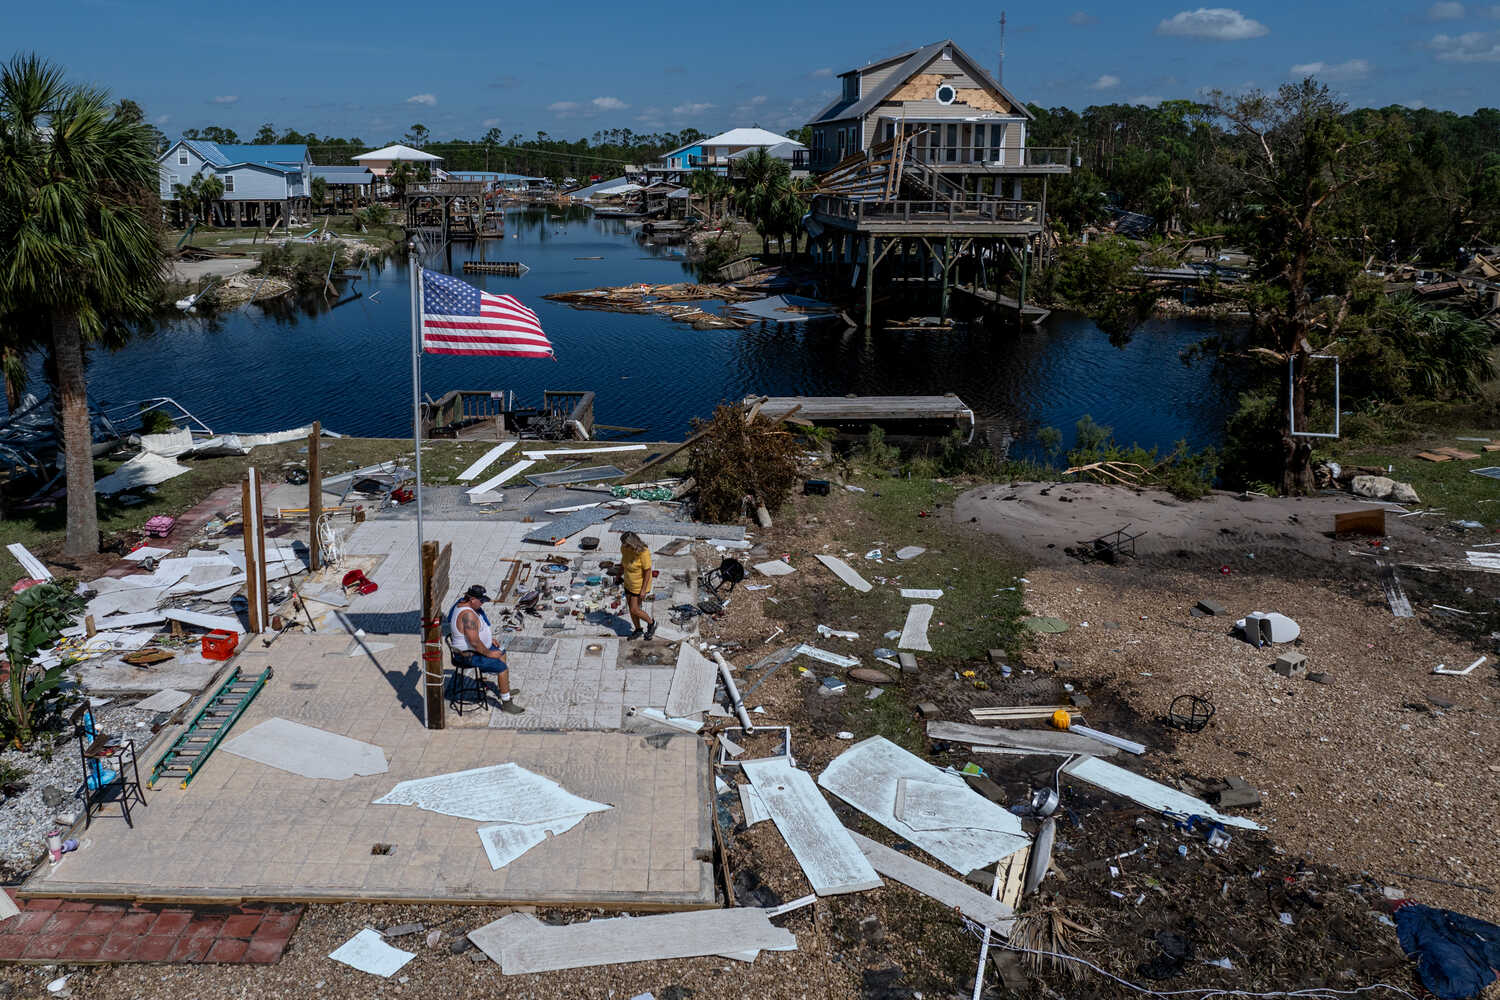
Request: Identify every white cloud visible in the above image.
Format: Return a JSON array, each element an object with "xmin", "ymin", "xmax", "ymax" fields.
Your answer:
[
  {"xmin": 1404, "ymin": 99, "xmax": 1428, "ymax": 108},
  {"xmin": 1428, "ymin": 30, "xmax": 1500, "ymax": 60},
  {"xmin": 482, "ymin": 117, "xmax": 501, "ymax": 127},
  {"xmin": 672, "ymin": 101, "xmax": 715, "ymax": 116},
  {"xmin": 210, "ymin": 95, "xmax": 238, "ymax": 104},
  {"xmin": 1289, "ymin": 58, "xmax": 1371, "ymax": 79},
  {"xmin": 1156, "ymin": 8, "xmax": 1269, "ymax": 40},
  {"xmin": 406, "ymin": 93, "xmax": 437, "ymax": 106},
  {"xmin": 548, "ymin": 101, "xmax": 580, "ymax": 112},
  {"xmin": 1130, "ymin": 95, "xmax": 1163, "ymax": 106},
  {"xmin": 1068, "ymin": 10, "xmax": 1098, "ymax": 24},
  {"xmin": 1090, "ymin": 73, "xmax": 1121, "ymax": 89},
  {"xmin": 1428, "ymin": 1, "xmax": 1465, "ymax": 18},
  {"xmin": 1489, "ymin": 3, "xmax": 1500, "ymax": 15},
  {"xmin": 591, "ymin": 96, "xmax": 627, "ymax": 110},
  {"xmin": 154, "ymin": 113, "xmax": 171, "ymax": 125},
  {"xmin": 749, "ymin": 95, "xmax": 768, "ymax": 105},
  {"xmin": 809, "ymin": 67, "xmax": 833, "ymax": 78}
]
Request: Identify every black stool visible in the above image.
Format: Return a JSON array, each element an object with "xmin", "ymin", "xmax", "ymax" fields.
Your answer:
[
  {"xmin": 446, "ymin": 641, "xmax": 487, "ymax": 716},
  {"xmin": 73, "ymin": 705, "xmax": 146, "ymax": 828}
]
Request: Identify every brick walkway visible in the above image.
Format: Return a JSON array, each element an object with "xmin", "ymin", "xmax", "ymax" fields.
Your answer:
[{"xmin": 0, "ymin": 892, "xmax": 302, "ymax": 964}]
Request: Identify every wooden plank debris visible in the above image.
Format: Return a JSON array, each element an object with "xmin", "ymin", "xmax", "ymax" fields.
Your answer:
[
  {"xmin": 521, "ymin": 444, "xmax": 647, "ymax": 460},
  {"xmin": 814, "ymin": 554, "xmax": 872, "ymax": 593},
  {"xmin": 1376, "ymin": 559, "xmax": 1414, "ymax": 618},
  {"xmin": 664, "ymin": 643, "xmax": 718, "ymax": 718},
  {"xmin": 970, "ymin": 705, "xmax": 1073, "ymax": 722},
  {"xmin": 899, "ymin": 603, "xmax": 934, "ymax": 652},
  {"xmin": 742, "ymin": 758, "xmax": 882, "ymax": 896},
  {"xmin": 900, "ymin": 588, "xmax": 944, "ymax": 599},
  {"xmin": 927, "ymin": 720, "xmax": 1117, "ymax": 756},
  {"xmin": 456, "ymin": 442, "xmax": 516, "ymax": 483},
  {"xmin": 739, "ymin": 782, "xmax": 770, "ymax": 826},
  {"xmin": 161, "ymin": 608, "xmax": 244, "ymax": 634},
  {"xmin": 1334, "ymin": 509, "xmax": 1385, "ymax": 536},
  {"xmin": 523, "ymin": 508, "xmax": 615, "ymax": 546},
  {"xmin": 754, "ymin": 559, "xmax": 796, "ymax": 577},
  {"xmin": 1060, "ymin": 756, "xmax": 1264, "ymax": 830},
  {"xmin": 7, "ymin": 543, "xmax": 51, "ymax": 580},
  {"xmin": 468, "ymin": 908, "xmax": 795, "ymax": 974},
  {"xmin": 467, "ymin": 459, "xmax": 536, "ymax": 496},
  {"xmin": 848, "ymin": 830, "xmax": 1015, "ymax": 936}
]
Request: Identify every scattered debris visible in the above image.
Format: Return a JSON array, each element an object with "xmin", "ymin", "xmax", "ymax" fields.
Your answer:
[
  {"xmin": 742, "ymin": 757, "xmax": 881, "ymax": 895},
  {"xmin": 898, "ymin": 603, "xmax": 934, "ymax": 652},
  {"xmin": 849, "ymin": 830, "xmax": 1015, "ymax": 935},
  {"xmin": 222, "ymin": 718, "xmax": 389, "ymax": 779},
  {"xmin": 329, "ymin": 928, "xmax": 416, "ymax": 978},
  {"xmin": 813, "ymin": 554, "xmax": 873, "ymax": 593},
  {"xmin": 1060, "ymin": 757, "xmax": 1265, "ymax": 830}
]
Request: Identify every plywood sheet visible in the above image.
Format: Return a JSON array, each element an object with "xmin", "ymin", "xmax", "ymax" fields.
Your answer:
[
  {"xmin": 814, "ymin": 554, "xmax": 872, "ymax": 593},
  {"xmin": 754, "ymin": 560, "xmax": 796, "ymax": 577},
  {"xmin": 849, "ymin": 830, "xmax": 1015, "ymax": 935},
  {"xmin": 742, "ymin": 758, "xmax": 881, "ymax": 896},
  {"xmin": 665, "ymin": 643, "xmax": 718, "ymax": 718},
  {"xmin": 456, "ymin": 442, "xmax": 516, "ymax": 483},
  {"xmin": 467, "ymin": 459, "xmax": 535, "ymax": 495},
  {"xmin": 899, "ymin": 603, "xmax": 934, "ymax": 652},
  {"xmin": 818, "ymin": 736, "xmax": 1029, "ymax": 874},
  {"xmin": 894, "ymin": 777, "xmax": 1024, "ymax": 833},
  {"xmin": 1061, "ymin": 756, "xmax": 1265, "ymax": 830},
  {"xmin": 926, "ymin": 720, "xmax": 1115, "ymax": 756},
  {"xmin": 222, "ymin": 718, "xmax": 389, "ymax": 780},
  {"xmin": 739, "ymin": 782, "xmax": 770, "ymax": 826},
  {"xmin": 468, "ymin": 908, "xmax": 795, "ymax": 974}
]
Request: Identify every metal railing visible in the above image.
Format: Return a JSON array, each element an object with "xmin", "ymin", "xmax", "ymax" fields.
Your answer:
[
  {"xmin": 901, "ymin": 145, "xmax": 1072, "ymax": 167},
  {"xmin": 812, "ymin": 194, "xmax": 1041, "ymax": 225}
]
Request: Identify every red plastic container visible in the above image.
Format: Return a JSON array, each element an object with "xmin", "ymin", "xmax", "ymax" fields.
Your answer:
[{"xmin": 202, "ymin": 629, "xmax": 239, "ymax": 660}]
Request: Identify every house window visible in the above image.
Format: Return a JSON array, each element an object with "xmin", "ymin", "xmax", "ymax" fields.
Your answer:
[
  {"xmin": 936, "ymin": 83, "xmax": 957, "ymax": 105},
  {"xmin": 990, "ymin": 124, "xmax": 1006, "ymax": 163},
  {"xmin": 837, "ymin": 129, "xmax": 846, "ymax": 159},
  {"xmin": 945, "ymin": 124, "xmax": 958, "ymax": 162},
  {"xmin": 972, "ymin": 124, "xmax": 985, "ymax": 161},
  {"xmin": 842, "ymin": 74, "xmax": 859, "ymax": 102},
  {"xmin": 178, "ymin": 149, "xmax": 188, "ymax": 165},
  {"xmin": 168, "ymin": 173, "xmax": 179, "ymax": 186},
  {"xmin": 222, "ymin": 175, "xmax": 234, "ymax": 193}
]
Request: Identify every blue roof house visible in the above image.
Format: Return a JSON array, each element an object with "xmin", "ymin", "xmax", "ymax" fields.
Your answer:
[{"xmin": 158, "ymin": 139, "xmax": 315, "ymax": 227}]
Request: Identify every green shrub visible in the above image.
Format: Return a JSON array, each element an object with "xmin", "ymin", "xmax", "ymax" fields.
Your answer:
[{"xmin": 857, "ymin": 425, "xmax": 901, "ymax": 470}]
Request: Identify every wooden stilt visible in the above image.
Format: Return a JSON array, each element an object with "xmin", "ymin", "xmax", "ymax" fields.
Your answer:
[
  {"xmin": 863, "ymin": 234, "xmax": 875, "ymax": 333},
  {"xmin": 307, "ymin": 421, "xmax": 322, "ymax": 572}
]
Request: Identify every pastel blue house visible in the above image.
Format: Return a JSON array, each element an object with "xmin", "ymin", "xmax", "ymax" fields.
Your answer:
[{"xmin": 158, "ymin": 139, "xmax": 314, "ymax": 227}]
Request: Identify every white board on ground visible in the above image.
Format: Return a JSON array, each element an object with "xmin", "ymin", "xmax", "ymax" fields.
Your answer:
[
  {"xmin": 222, "ymin": 718, "xmax": 389, "ymax": 779},
  {"xmin": 895, "ymin": 546, "xmax": 925, "ymax": 560},
  {"xmin": 742, "ymin": 757, "xmax": 881, "ymax": 896},
  {"xmin": 848, "ymin": 831, "xmax": 1015, "ymax": 936},
  {"xmin": 818, "ymin": 736, "xmax": 1030, "ymax": 874},
  {"xmin": 123, "ymin": 546, "xmax": 171, "ymax": 562},
  {"xmin": 7, "ymin": 543, "xmax": 51, "ymax": 580},
  {"xmin": 926, "ymin": 720, "xmax": 1115, "ymax": 756},
  {"xmin": 900, "ymin": 589, "xmax": 943, "ymax": 600},
  {"xmin": 133, "ymin": 688, "xmax": 192, "ymax": 713},
  {"xmin": 899, "ymin": 604, "xmax": 934, "ymax": 652},
  {"xmin": 456, "ymin": 441, "xmax": 516, "ymax": 483},
  {"xmin": 476, "ymin": 812, "xmax": 587, "ymax": 870},
  {"xmin": 328, "ymin": 928, "xmax": 415, "ymax": 978},
  {"xmin": 468, "ymin": 908, "xmax": 795, "ymax": 974},
  {"xmin": 894, "ymin": 778, "xmax": 1019, "ymax": 833},
  {"xmin": 373, "ymin": 763, "xmax": 611, "ymax": 824},
  {"xmin": 161, "ymin": 608, "xmax": 244, "ymax": 634},
  {"xmin": 739, "ymin": 782, "xmax": 770, "ymax": 825},
  {"xmin": 1061, "ymin": 756, "xmax": 1265, "ymax": 830},
  {"xmin": 93, "ymin": 452, "xmax": 191, "ymax": 494},
  {"xmin": 467, "ymin": 459, "xmax": 536, "ymax": 496},
  {"xmin": 795, "ymin": 644, "xmax": 859, "ymax": 669},
  {"xmin": 664, "ymin": 643, "xmax": 718, "ymax": 718},
  {"xmin": 754, "ymin": 560, "xmax": 796, "ymax": 577},
  {"xmin": 814, "ymin": 554, "xmax": 872, "ymax": 593},
  {"xmin": 521, "ymin": 444, "xmax": 647, "ymax": 460}
]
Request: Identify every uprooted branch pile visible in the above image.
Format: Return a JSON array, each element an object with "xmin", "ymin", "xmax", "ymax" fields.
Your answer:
[{"xmin": 686, "ymin": 403, "xmax": 804, "ymax": 523}]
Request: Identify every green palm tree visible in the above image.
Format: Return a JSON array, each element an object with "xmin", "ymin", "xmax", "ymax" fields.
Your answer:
[{"xmin": 0, "ymin": 54, "xmax": 167, "ymax": 556}]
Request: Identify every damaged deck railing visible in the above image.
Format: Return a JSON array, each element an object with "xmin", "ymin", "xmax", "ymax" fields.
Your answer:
[{"xmin": 812, "ymin": 194, "xmax": 1041, "ymax": 226}]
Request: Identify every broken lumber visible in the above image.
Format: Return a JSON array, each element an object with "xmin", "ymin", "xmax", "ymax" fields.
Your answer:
[{"xmin": 848, "ymin": 830, "xmax": 1014, "ymax": 935}]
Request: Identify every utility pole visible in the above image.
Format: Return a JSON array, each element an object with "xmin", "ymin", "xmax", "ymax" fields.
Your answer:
[{"xmin": 998, "ymin": 11, "xmax": 1007, "ymax": 86}]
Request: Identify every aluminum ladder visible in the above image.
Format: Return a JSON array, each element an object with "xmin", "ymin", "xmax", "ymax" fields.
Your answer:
[{"xmin": 148, "ymin": 665, "xmax": 273, "ymax": 789}]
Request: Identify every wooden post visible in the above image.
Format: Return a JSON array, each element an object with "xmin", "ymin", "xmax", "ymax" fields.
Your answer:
[
  {"xmin": 1018, "ymin": 242, "xmax": 1030, "ymax": 322},
  {"xmin": 420, "ymin": 539, "xmax": 452, "ymax": 730},
  {"xmin": 940, "ymin": 235, "xmax": 951, "ymax": 323},
  {"xmin": 308, "ymin": 420, "xmax": 322, "ymax": 571},
  {"xmin": 242, "ymin": 468, "xmax": 269, "ymax": 633},
  {"xmin": 863, "ymin": 234, "xmax": 875, "ymax": 333}
]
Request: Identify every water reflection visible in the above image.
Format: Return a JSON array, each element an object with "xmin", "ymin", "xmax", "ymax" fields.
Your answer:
[{"xmin": 35, "ymin": 207, "xmax": 1237, "ymax": 455}]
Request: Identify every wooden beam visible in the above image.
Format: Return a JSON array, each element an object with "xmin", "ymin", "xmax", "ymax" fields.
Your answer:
[
  {"xmin": 420, "ymin": 539, "xmax": 452, "ymax": 730},
  {"xmin": 242, "ymin": 468, "xmax": 269, "ymax": 633},
  {"xmin": 308, "ymin": 421, "xmax": 322, "ymax": 571}
]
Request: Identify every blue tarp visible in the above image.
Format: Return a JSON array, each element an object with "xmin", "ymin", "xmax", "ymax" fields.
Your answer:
[{"xmin": 1395, "ymin": 903, "xmax": 1500, "ymax": 1000}]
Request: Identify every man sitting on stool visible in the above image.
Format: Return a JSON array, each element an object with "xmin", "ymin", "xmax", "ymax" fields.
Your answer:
[{"xmin": 448, "ymin": 584, "xmax": 524, "ymax": 714}]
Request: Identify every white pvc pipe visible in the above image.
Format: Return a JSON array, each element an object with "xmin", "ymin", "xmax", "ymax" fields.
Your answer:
[{"xmin": 711, "ymin": 651, "xmax": 754, "ymax": 734}]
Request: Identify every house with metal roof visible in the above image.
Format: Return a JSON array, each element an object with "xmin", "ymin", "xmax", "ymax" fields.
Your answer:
[
  {"xmin": 651, "ymin": 127, "xmax": 808, "ymax": 181},
  {"xmin": 158, "ymin": 139, "xmax": 314, "ymax": 227}
]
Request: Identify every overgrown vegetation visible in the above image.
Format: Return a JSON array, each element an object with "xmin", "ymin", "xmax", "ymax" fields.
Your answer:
[
  {"xmin": 1035, "ymin": 415, "xmax": 1219, "ymax": 499},
  {"xmin": 3, "ymin": 582, "xmax": 84, "ymax": 747},
  {"xmin": 256, "ymin": 242, "xmax": 340, "ymax": 293},
  {"xmin": 686, "ymin": 404, "xmax": 803, "ymax": 523}
]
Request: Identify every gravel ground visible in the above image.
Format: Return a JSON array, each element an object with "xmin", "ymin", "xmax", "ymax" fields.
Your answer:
[{"xmin": 0, "ymin": 701, "xmax": 164, "ymax": 879}]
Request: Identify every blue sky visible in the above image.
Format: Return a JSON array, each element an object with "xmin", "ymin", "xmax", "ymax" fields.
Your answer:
[{"xmin": 14, "ymin": 1, "xmax": 1498, "ymax": 145}]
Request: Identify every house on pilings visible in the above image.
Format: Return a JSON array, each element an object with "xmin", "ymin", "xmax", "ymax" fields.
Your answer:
[{"xmin": 804, "ymin": 38, "xmax": 1071, "ymax": 328}]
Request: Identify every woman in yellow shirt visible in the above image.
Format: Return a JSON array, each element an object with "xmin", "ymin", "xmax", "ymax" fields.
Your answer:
[{"xmin": 619, "ymin": 531, "xmax": 657, "ymax": 640}]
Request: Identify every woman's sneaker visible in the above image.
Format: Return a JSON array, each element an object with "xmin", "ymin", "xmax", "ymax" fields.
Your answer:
[
  {"xmin": 628, "ymin": 628, "xmax": 644, "ymax": 640},
  {"xmin": 645, "ymin": 621, "xmax": 658, "ymax": 640}
]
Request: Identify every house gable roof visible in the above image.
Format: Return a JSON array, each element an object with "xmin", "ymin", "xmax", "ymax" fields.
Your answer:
[
  {"xmin": 807, "ymin": 38, "xmax": 1034, "ymax": 125},
  {"xmin": 700, "ymin": 127, "xmax": 797, "ymax": 147},
  {"xmin": 216, "ymin": 144, "xmax": 310, "ymax": 165},
  {"xmin": 161, "ymin": 139, "xmax": 230, "ymax": 166},
  {"xmin": 353, "ymin": 143, "xmax": 443, "ymax": 162}
]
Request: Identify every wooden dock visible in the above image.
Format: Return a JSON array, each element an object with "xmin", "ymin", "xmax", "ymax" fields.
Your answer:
[
  {"xmin": 462, "ymin": 261, "xmax": 529, "ymax": 276},
  {"xmin": 750, "ymin": 395, "xmax": 975, "ymax": 441},
  {"xmin": 953, "ymin": 284, "xmax": 1051, "ymax": 324}
]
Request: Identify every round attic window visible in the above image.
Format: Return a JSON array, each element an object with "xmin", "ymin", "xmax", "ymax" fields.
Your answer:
[{"xmin": 935, "ymin": 83, "xmax": 957, "ymax": 105}]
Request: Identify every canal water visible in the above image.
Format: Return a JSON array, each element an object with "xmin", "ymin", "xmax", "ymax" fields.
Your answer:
[{"xmin": 36, "ymin": 206, "xmax": 1241, "ymax": 459}]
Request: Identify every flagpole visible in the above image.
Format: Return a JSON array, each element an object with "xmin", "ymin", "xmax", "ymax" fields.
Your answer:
[{"xmin": 408, "ymin": 242, "xmax": 424, "ymax": 579}]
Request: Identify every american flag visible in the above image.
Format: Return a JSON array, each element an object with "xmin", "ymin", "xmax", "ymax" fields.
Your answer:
[{"xmin": 419, "ymin": 269, "xmax": 554, "ymax": 359}]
